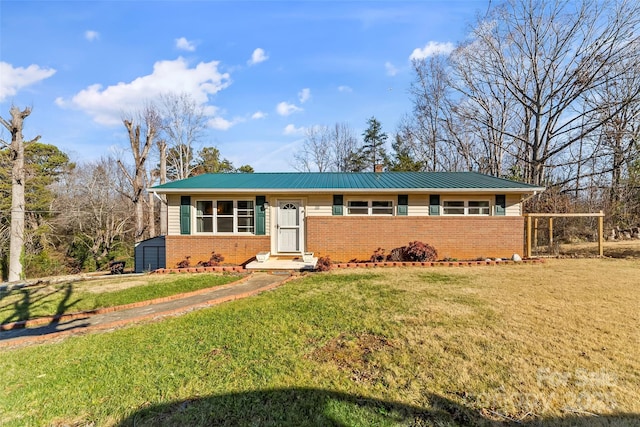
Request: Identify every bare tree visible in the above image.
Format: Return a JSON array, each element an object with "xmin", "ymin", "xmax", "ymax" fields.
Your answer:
[
  {"xmin": 293, "ymin": 126, "xmax": 332, "ymax": 172},
  {"xmin": 448, "ymin": 43, "xmax": 522, "ymax": 176},
  {"xmin": 329, "ymin": 122, "xmax": 361, "ymax": 172},
  {"xmin": 160, "ymin": 92, "xmax": 207, "ymax": 181},
  {"xmin": 53, "ymin": 158, "xmax": 133, "ymax": 270},
  {"xmin": 460, "ymin": 0, "xmax": 640, "ymax": 185},
  {"xmin": 406, "ymin": 56, "xmax": 453, "ymax": 171},
  {"xmin": 0, "ymin": 106, "xmax": 40, "ymax": 281},
  {"xmin": 119, "ymin": 105, "xmax": 160, "ymax": 241},
  {"xmin": 292, "ymin": 122, "xmax": 361, "ymax": 172}
]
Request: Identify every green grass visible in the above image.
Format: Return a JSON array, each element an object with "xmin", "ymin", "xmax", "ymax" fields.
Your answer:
[
  {"xmin": 0, "ymin": 273, "xmax": 241, "ymax": 324},
  {"xmin": 0, "ymin": 261, "xmax": 639, "ymax": 426}
]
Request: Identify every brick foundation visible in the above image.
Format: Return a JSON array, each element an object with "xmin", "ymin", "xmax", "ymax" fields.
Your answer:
[
  {"xmin": 165, "ymin": 235, "xmax": 270, "ymax": 267},
  {"xmin": 306, "ymin": 216, "xmax": 525, "ymax": 262}
]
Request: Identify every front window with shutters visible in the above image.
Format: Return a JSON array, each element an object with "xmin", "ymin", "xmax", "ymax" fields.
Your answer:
[
  {"xmin": 442, "ymin": 200, "xmax": 490, "ymax": 216},
  {"xmin": 347, "ymin": 200, "xmax": 394, "ymax": 215},
  {"xmin": 196, "ymin": 200, "xmax": 255, "ymax": 233}
]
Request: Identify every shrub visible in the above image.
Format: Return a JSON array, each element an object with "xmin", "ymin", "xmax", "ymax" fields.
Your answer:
[
  {"xmin": 198, "ymin": 251, "xmax": 225, "ymax": 267},
  {"xmin": 386, "ymin": 246, "xmax": 407, "ymax": 262},
  {"xmin": 315, "ymin": 256, "xmax": 332, "ymax": 271},
  {"xmin": 404, "ymin": 241, "xmax": 438, "ymax": 262},
  {"xmin": 176, "ymin": 256, "xmax": 191, "ymax": 269},
  {"xmin": 370, "ymin": 247, "xmax": 386, "ymax": 263}
]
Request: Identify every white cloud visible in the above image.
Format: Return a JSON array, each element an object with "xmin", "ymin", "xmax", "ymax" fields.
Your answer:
[
  {"xmin": 338, "ymin": 85, "xmax": 353, "ymax": 93},
  {"xmin": 283, "ymin": 124, "xmax": 305, "ymax": 136},
  {"xmin": 85, "ymin": 30, "xmax": 100, "ymax": 41},
  {"xmin": 175, "ymin": 37, "xmax": 196, "ymax": 52},
  {"xmin": 409, "ymin": 41, "xmax": 455, "ymax": 60},
  {"xmin": 57, "ymin": 57, "xmax": 231, "ymax": 126},
  {"xmin": 251, "ymin": 111, "xmax": 267, "ymax": 119},
  {"xmin": 248, "ymin": 48, "xmax": 268, "ymax": 65},
  {"xmin": 208, "ymin": 116, "xmax": 234, "ymax": 130},
  {"xmin": 276, "ymin": 101, "xmax": 302, "ymax": 116},
  {"xmin": 0, "ymin": 62, "xmax": 56, "ymax": 102},
  {"xmin": 385, "ymin": 61, "xmax": 398, "ymax": 76},
  {"xmin": 298, "ymin": 88, "xmax": 311, "ymax": 103}
]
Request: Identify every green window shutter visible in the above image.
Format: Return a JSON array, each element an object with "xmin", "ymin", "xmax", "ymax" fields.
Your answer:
[
  {"xmin": 495, "ymin": 194, "xmax": 506, "ymax": 216},
  {"xmin": 255, "ymin": 196, "xmax": 266, "ymax": 235},
  {"xmin": 180, "ymin": 196, "xmax": 191, "ymax": 235},
  {"xmin": 397, "ymin": 194, "xmax": 408, "ymax": 216},
  {"xmin": 332, "ymin": 195, "xmax": 343, "ymax": 216},
  {"xmin": 429, "ymin": 195, "xmax": 440, "ymax": 216}
]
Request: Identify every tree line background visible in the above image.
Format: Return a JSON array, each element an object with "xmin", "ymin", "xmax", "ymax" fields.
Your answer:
[
  {"xmin": 2, "ymin": 0, "xmax": 639, "ymax": 280},
  {"xmin": 0, "ymin": 94, "xmax": 252, "ymax": 280}
]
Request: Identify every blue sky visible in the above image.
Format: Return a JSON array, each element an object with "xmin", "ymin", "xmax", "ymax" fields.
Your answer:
[{"xmin": 1, "ymin": 1, "xmax": 488, "ymax": 172}]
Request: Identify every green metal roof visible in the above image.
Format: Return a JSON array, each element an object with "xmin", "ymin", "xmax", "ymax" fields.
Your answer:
[{"xmin": 152, "ymin": 172, "xmax": 544, "ymax": 194}]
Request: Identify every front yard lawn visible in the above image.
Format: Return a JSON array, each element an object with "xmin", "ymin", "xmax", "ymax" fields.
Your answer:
[{"xmin": 0, "ymin": 259, "xmax": 638, "ymax": 426}]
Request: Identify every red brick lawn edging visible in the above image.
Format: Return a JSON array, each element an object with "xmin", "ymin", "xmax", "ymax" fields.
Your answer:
[
  {"xmin": 332, "ymin": 258, "xmax": 544, "ymax": 268},
  {"xmin": 153, "ymin": 266, "xmax": 245, "ymax": 274}
]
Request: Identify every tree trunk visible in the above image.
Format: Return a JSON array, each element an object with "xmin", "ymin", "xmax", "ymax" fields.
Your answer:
[
  {"xmin": 159, "ymin": 140, "xmax": 168, "ymax": 235},
  {"xmin": 0, "ymin": 107, "xmax": 34, "ymax": 282},
  {"xmin": 9, "ymin": 124, "xmax": 25, "ymax": 282},
  {"xmin": 148, "ymin": 191, "xmax": 156, "ymax": 238}
]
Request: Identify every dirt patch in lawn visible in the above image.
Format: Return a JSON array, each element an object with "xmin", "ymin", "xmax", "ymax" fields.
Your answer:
[{"xmin": 307, "ymin": 332, "xmax": 395, "ymax": 383}]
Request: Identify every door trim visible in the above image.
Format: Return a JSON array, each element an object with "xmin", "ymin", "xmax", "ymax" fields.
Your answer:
[{"xmin": 274, "ymin": 199, "xmax": 305, "ymax": 254}]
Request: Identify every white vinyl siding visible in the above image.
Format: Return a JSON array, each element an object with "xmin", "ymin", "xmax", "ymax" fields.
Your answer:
[
  {"xmin": 306, "ymin": 194, "xmax": 333, "ymax": 216},
  {"xmin": 167, "ymin": 194, "xmax": 181, "ymax": 235},
  {"xmin": 506, "ymin": 194, "xmax": 522, "ymax": 216}
]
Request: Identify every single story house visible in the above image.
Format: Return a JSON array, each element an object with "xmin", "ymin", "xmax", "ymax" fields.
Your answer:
[{"xmin": 152, "ymin": 172, "xmax": 544, "ymax": 266}]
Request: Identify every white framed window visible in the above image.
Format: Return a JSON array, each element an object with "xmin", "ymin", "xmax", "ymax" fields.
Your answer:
[
  {"xmin": 442, "ymin": 200, "xmax": 490, "ymax": 216},
  {"xmin": 347, "ymin": 200, "xmax": 394, "ymax": 216},
  {"xmin": 195, "ymin": 199, "xmax": 255, "ymax": 233}
]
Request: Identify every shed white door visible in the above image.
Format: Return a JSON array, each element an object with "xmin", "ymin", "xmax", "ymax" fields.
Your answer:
[{"xmin": 277, "ymin": 201, "xmax": 301, "ymax": 252}]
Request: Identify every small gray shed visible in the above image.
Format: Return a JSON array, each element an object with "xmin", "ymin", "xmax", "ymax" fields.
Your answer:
[{"xmin": 134, "ymin": 236, "xmax": 166, "ymax": 273}]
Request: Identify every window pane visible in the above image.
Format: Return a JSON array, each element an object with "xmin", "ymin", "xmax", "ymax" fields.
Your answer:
[
  {"xmin": 444, "ymin": 208, "xmax": 464, "ymax": 215},
  {"xmin": 468, "ymin": 201, "xmax": 489, "ymax": 207},
  {"xmin": 238, "ymin": 217, "xmax": 254, "ymax": 227},
  {"xmin": 372, "ymin": 201, "xmax": 393, "ymax": 215},
  {"xmin": 347, "ymin": 201, "xmax": 368, "ymax": 215},
  {"xmin": 238, "ymin": 200, "xmax": 253, "ymax": 210},
  {"xmin": 217, "ymin": 217, "xmax": 233, "ymax": 232},
  {"xmin": 348, "ymin": 207, "xmax": 368, "ymax": 215},
  {"xmin": 197, "ymin": 217, "xmax": 213, "ymax": 232},
  {"xmin": 197, "ymin": 201, "xmax": 213, "ymax": 216},
  {"xmin": 468, "ymin": 201, "xmax": 490, "ymax": 215},
  {"xmin": 443, "ymin": 201, "xmax": 464, "ymax": 215},
  {"xmin": 217, "ymin": 201, "xmax": 233, "ymax": 215}
]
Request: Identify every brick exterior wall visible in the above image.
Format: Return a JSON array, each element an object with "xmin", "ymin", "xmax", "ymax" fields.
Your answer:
[
  {"xmin": 306, "ymin": 216, "xmax": 525, "ymax": 262},
  {"xmin": 165, "ymin": 235, "xmax": 270, "ymax": 267}
]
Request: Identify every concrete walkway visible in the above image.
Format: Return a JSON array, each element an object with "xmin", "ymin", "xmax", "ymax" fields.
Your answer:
[{"xmin": 0, "ymin": 272, "xmax": 291, "ymax": 349}]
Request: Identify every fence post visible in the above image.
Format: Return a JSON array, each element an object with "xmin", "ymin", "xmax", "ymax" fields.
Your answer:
[
  {"xmin": 526, "ymin": 215, "xmax": 532, "ymax": 258},
  {"xmin": 598, "ymin": 211, "xmax": 604, "ymax": 257}
]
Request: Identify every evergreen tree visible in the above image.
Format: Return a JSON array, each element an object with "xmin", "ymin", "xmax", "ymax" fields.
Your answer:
[
  {"xmin": 389, "ymin": 134, "xmax": 423, "ymax": 171},
  {"xmin": 361, "ymin": 117, "xmax": 389, "ymax": 171}
]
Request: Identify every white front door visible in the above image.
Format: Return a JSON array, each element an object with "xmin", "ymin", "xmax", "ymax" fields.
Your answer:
[{"xmin": 277, "ymin": 201, "xmax": 302, "ymax": 253}]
